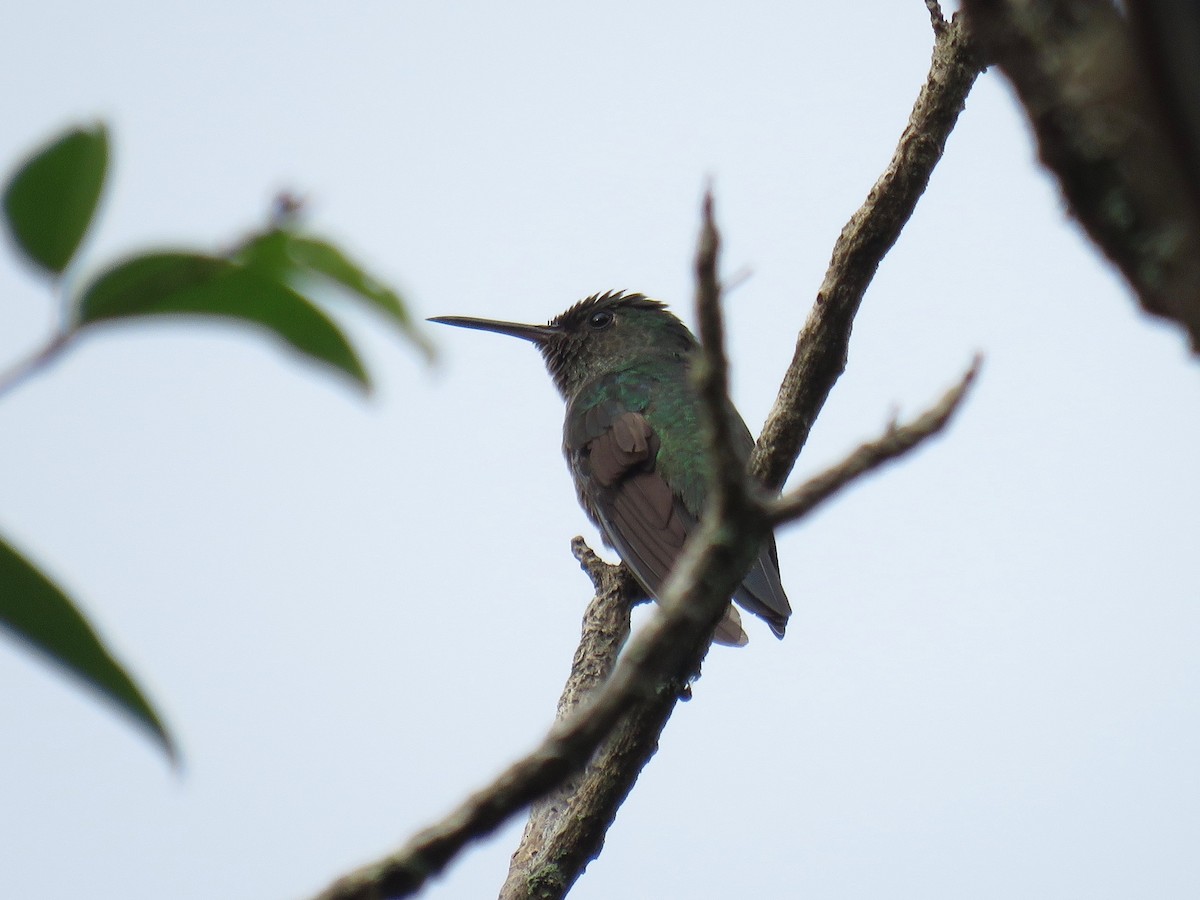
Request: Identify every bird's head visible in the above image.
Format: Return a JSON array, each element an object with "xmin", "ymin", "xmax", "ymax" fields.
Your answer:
[{"xmin": 430, "ymin": 291, "xmax": 697, "ymax": 398}]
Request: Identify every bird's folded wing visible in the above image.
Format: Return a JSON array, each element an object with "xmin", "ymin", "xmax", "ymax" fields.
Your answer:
[{"xmin": 574, "ymin": 408, "xmax": 747, "ymax": 646}]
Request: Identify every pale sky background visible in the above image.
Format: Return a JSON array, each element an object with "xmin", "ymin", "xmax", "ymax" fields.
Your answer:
[{"xmin": 2, "ymin": 2, "xmax": 1199, "ymax": 898}]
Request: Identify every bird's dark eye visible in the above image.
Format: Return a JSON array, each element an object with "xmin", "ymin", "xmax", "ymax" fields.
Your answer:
[{"xmin": 588, "ymin": 310, "xmax": 615, "ymax": 330}]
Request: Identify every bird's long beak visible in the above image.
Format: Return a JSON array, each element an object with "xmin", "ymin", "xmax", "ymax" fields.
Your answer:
[{"xmin": 428, "ymin": 315, "xmax": 558, "ymax": 345}]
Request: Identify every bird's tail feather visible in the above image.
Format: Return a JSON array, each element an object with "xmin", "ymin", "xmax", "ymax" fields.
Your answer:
[{"xmin": 713, "ymin": 604, "xmax": 749, "ymax": 647}]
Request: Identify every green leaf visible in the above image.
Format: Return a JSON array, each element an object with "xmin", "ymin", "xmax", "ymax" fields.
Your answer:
[
  {"xmin": 0, "ymin": 533, "xmax": 175, "ymax": 761},
  {"xmin": 3, "ymin": 124, "xmax": 109, "ymax": 275},
  {"xmin": 77, "ymin": 252, "xmax": 369, "ymax": 388},
  {"xmin": 236, "ymin": 228, "xmax": 292, "ymax": 283},
  {"xmin": 286, "ymin": 235, "xmax": 436, "ymax": 361}
]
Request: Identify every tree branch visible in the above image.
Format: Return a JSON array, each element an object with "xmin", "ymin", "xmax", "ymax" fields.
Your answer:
[
  {"xmin": 961, "ymin": 0, "xmax": 1200, "ymax": 350},
  {"xmin": 554, "ymin": 538, "xmax": 645, "ymax": 720},
  {"xmin": 496, "ymin": 628, "xmax": 686, "ymax": 900},
  {"xmin": 0, "ymin": 330, "xmax": 74, "ymax": 401},
  {"xmin": 769, "ymin": 355, "xmax": 981, "ymax": 527},
  {"xmin": 751, "ymin": 11, "xmax": 983, "ymax": 491},
  {"xmin": 496, "ymin": 539, "xmax": 638, "ymax": 899}
]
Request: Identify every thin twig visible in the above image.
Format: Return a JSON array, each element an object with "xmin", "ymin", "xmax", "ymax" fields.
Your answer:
[
  {"xmin": 0, "ymin": 331, "xmax": 74, "ymax": 401},
  {"xmin": 769, "ymin": 355, "xmax": 981, "ymax": 526},
  {"xmin": 925, "ymin": 0, "xmax": 947, "ymax": 34},
  {"xmin": 694, "ymin": 193, "xmax": 752, "ymax": 496}
]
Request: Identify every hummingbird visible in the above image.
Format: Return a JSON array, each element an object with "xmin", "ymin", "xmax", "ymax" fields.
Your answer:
[{"xmin": 430, "ymin": 291, "xmax": 790, "ymax": 646}]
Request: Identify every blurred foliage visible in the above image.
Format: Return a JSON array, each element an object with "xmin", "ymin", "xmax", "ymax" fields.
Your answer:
[
  {"xmin": 0, "ymin": 122, "xmax": 430, "ymax": 762},
  {"xmin": 0, "ymin": 535, "xmax": 176, "ymax": 761},
  {"xmin": 3, "ymin": 125, "xmax": 107, "ymax": 274}
]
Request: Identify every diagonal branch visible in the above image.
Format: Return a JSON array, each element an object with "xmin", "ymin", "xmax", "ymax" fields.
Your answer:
[
  {"xmin": 0, "ymin": 330, "xmax": 74, "ymax": 401},
  {"xmin": 751, "ymin": 10, "xmax": 983, "ymax": 491},
  {"xmin": 497, "ymin": 538, "xmax": 641, "ymax": 898}
]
